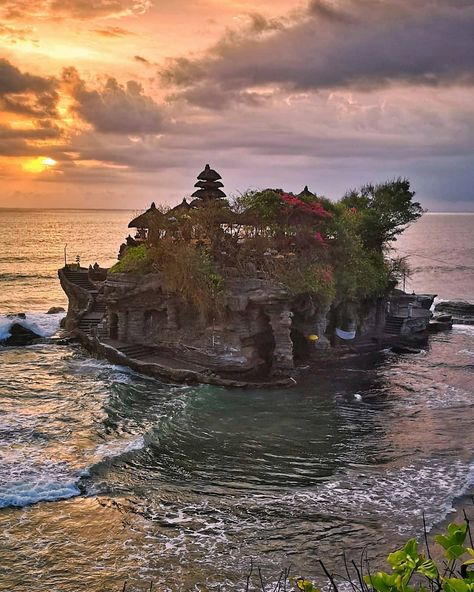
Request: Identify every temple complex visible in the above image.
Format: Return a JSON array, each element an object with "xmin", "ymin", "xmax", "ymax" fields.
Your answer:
[{"xmin": 59, "ymin": 165, "xmax": 435, "ymax": 387}]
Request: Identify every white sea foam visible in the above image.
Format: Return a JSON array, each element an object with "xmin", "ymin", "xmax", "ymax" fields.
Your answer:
[
  {"xmin": 0, "ymin": 456, "xmax": 81, "ymax": 509},
  {"xmin": 459, "ymin": 348, "xmax": 474, "ymax": 356},
  {"xmin": 266, "ymin": 459, "xmax": 474, "ymax": 535},
  {"xmin": 453, "ymin": 324, "xmax": 474, "ymax": 336},
  {"xmin": 0, "ymin": 312, "xmax": 65, "ymax": 342},
  {"xmin": 0, "ymin": 435, "xmax": 147, "ymax": 509},
  {"xmin": 94, "ymin": 436, "xmax": 146, "ymax": 460}
]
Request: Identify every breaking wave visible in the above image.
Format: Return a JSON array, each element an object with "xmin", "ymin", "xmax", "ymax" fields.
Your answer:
[
  {"xmin": 0, "ymin": 312, "xmax": 65, "ymax": 342},
  {"xmin": 0, "ymin": 435, "xmax": 148, "ymax": 509}
]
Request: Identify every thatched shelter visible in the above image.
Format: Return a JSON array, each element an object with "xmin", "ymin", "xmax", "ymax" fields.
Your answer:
[
  {"xmin": 168, "ymin": 198, "xmax": 193, "ymax": 217},
  {"xmin": 128, "ymin": 202, "xmax": 166, "ymax": 243},
  {"xmin": 128, "ymin": 202, "xmax": 165, "ymax": 229}
]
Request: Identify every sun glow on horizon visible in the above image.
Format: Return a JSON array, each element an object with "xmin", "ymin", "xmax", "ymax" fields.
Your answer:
[{"xmin": 22, "ymin": 157, "xmax": 57, "ymax": 174}]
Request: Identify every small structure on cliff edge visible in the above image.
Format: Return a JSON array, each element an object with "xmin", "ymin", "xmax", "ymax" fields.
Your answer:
[{"xmin": 59, "ymin": 165, "xmax": 434, "ymax": 387}]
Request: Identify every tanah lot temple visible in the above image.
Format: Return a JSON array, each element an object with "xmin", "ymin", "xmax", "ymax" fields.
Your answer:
[{"xmin": 59, "ymin": 164, "xmax": 437, "ymax": 388}]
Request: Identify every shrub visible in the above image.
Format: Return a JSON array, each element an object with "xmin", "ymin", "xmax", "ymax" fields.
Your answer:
[
  {"xmin": 267, "ymin": 258, "xmax": 336, "ymax": 303},
  {"xmin": 149, "ymin": 239, "xmax": 226, "ymax": 318},
  {"xmin": 109, "ymin": 245, "xmax": 152, "ymax": 274}
]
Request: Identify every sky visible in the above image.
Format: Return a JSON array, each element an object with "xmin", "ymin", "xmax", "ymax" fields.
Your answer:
[{"xmin": 0, "ymin": 0, "xmax": 473, "ymax": 211}]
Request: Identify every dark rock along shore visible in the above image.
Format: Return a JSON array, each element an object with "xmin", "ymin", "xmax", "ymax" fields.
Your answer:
[{"xmin": 435, "ymin": 300, "xmax": 474, "ymax": 324}]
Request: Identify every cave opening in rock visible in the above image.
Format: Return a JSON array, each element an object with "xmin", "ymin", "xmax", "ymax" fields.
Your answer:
[
  {"xmin": 291, "ymin": 327, "xmax": 311, "ymax": 363},
  {"xmin": 143, "ymin": 309, "xmax": 165, "ymax": 341},
  {"xmin": 109, "ymin": 313, "xmax": 118, "ymax": 340}
]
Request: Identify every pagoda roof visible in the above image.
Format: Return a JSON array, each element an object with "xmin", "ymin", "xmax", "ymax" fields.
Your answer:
[
  {"xmin": 194, "ymin": 179, "xmax": 224, "ymax": 189},
  {"xmin": 191, "ymin": 187, "xmax": 227, "ymax": 199},
  {"xmin": 189, "ymin": 197, "xmax": 228, "ymax": 208},
  {"xmin": 197, "ymin": 164, "xmax": 222, "ymax": 182},
  {"xmin": 128, "ymin": 202, "xmax": 165, "ymax": 228}
]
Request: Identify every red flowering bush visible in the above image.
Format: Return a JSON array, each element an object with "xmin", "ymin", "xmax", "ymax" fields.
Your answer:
[
  {"xmin": 313, "ymin": 231, "xmax": 327, "ymax": 247},
  {"xmin": 280, "ymin": 192, "xmax": 332, "ymax": 219}
]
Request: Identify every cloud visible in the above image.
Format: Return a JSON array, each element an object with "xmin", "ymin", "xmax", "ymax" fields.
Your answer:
[
  {"xmin": 63, "ymin": 68, "xmax": 165, "ymax": 134},
  {"xmin": 0, "ymin": 58, "xmax": 58, "ymax": 118},
  {"xmin": 134, "ymin": 55, "xmax": 151, "ymax": 65},
  {"xmin": 0, "ymin": 123, "xmax": 61, "ymax": 141},
  {"xmin": 91, "ymin": 26, "xmax": 136, "ymax": 37},
  {"xmin": 0, "ymin": 0, "xmax": 151, "ymax": 20},
  {"xmin": 0, "ymin": 23, "xmax": 38, "ymax": 44},
  {"xmin": 160, "ymin": 0, "xmax": 474, "ymax": 106}
]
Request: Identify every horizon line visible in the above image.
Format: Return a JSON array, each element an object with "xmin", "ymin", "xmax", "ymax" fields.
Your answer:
[{"xmin": 1, "ymin": 207, "xmax": 474, "ymax": 214}]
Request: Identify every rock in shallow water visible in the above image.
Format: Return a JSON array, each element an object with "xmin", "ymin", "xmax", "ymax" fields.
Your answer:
[
  {"xmin": 2, "ymin": 323, "xmax": 42, "ymax": 346},
  {"xmin": 46, "ymin": 306, "xmax": 65, "ymax": 314},
  {"xmin": 435, "ymin": 301, "xmax": 474, "ymax": 324}
]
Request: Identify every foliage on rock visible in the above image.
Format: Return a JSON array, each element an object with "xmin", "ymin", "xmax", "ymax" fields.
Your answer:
[
  {"xmin": 116, "ymin": 178, "xmax": 423, "ymax": 306},
  {"xmin": 150, "ymin": 239, "xmax": 226, "ymax": 318},
  {"xmin": 109, "ymin": 245, "xmax": 152, "ymax": 274}
]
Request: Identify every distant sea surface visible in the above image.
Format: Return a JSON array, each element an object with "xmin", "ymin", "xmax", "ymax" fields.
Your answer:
[{"xmin": 0, "ymin": 210, "xmax": 473, "ymax": 591}]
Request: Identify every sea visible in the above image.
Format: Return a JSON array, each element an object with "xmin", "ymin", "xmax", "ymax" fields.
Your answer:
[{"xmin": 0, "ymin": 210, "xmax": 473, "ymax": 591}]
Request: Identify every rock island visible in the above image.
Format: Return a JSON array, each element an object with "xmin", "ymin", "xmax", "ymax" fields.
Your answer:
[{"xmin": 59, "ymin": 165, "xmax": 436, "ymax": 387}]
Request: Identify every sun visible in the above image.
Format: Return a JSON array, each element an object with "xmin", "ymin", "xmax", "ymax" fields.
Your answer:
[{"xmin": 22, "ymin": 156, "xmax": 57, "ymax": 174}]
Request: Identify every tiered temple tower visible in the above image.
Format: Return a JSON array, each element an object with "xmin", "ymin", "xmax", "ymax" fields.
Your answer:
[{"xmin": 190, "ymin": 164, "xmax": 226, "ymax": 205}]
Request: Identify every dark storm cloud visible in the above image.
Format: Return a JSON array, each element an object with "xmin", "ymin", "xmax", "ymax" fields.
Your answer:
[
  {"xmin": 160, "ymin": 0, "xmax": 474, "ymax": 106},
  {"xmin": 0, "ymin": 58, "xmax": 58, "ymax": 118},
  {"xmin": 63, "ymin": 68, "xmax": 164, "ymax": 134},
  {"xmin": 0, "ymin": 58, "xmax": 54, "ymax": 96}
]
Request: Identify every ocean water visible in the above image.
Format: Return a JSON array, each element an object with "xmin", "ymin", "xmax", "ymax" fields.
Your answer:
[{"xmin": 0, "ymin": 211, "xmax": 473, "ymax": 591}]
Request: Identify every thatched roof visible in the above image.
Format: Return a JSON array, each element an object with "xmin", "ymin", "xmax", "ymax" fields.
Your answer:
[
  {"xmin": 168, "ymin": 198, "xmax": 193, "ymax": 215},
  {"xmin": 128, "ymin": 202, "xmax": 165, "ymax": 228}
]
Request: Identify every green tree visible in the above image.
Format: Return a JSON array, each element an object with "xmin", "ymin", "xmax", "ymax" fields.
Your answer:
[{"xmin": 341, "ymin": 178, "xmax": 424, "ymax": 251}]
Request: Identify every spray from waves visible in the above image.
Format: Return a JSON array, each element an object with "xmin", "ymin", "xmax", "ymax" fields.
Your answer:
[
  {"xmin": 0, "ymin": 312, "xmax": 65, "ymax": 342},
  {"xmin": 93, "ymin": 436, "xmax": 146, "ymax": 461}
]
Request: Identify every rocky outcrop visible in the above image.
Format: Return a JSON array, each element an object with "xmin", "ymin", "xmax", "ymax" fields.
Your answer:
[
  {"xmin": 435, "ymin": 301, "xmax": 474, "ymax": 324},
  {"xmin": 59, "ymin": 262, "xmax": 438, "ymax": 385},
  {"xmin": 1, "ymin": 323, "xmax": 42, "ymax": 346}
]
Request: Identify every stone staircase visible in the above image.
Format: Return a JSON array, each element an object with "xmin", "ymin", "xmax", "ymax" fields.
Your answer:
[
  {"xmin": 117, "ymin": 343, "xmax": 156, "ymax": 359},
  {"xmin": 384, "ymin": 316, "xmax": 405, "ymax": 335},
  {"xmin": 77, "ymin": 313, "xmax": 103, "ymax": 336},
  {"xmin": 63, "ymin": 268, "xmax": 96, "ymax": 291},
  {"xmin": 63, "ymin": 267, "xmax": 106, "ymax": 336}
]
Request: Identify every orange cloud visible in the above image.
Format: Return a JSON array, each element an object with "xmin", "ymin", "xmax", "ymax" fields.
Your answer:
[{"xmin": 91, "ymin": 26, "xmax": 136, "ymax": 38}]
